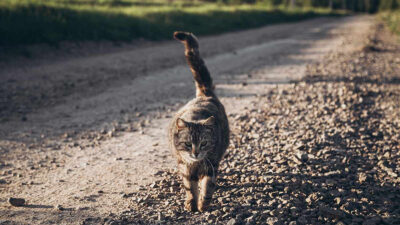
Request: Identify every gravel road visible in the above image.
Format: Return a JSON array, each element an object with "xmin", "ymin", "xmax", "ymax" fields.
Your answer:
[{"xmin": 2, "ymin": 15, "xmax": 398, "ymax": 225}]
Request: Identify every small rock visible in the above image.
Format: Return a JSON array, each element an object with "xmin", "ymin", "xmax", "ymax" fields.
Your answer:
[
  {"xmin": 267, "ymin": 217, "xmax": 278, "ymax": 225},
  {"xmin": 157, "ymin": 212, "xmax": 164, "ymax": 221},
  {"xmin": 227, "ymin": 218, "xmax": 237, "ymax": 225},
  {"xmin": 245, "ymin": 215, "xmax": 255, "ymax": 225},
  {"xmin": 8, "ymin": 197, "xmax": 25, "ymax": 207},
  {"xmin": 358, "ymin": 173, "xmax": 367, "ymax": 183}
]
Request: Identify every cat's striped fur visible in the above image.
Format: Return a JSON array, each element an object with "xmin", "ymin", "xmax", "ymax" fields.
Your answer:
[{"xmin": 168, "ymin": 31, "xmax": 229, "ymax": 212}]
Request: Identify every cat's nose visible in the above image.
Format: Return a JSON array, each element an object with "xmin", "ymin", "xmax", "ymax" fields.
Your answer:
[{"xmin": 193, "ymin": 152, "xmax": 199, "ymax": 157}]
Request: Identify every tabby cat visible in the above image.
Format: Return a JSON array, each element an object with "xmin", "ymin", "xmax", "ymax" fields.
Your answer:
[{"xmin": 168, "ymin": 31, "xmax": 229, "ymax": 212}]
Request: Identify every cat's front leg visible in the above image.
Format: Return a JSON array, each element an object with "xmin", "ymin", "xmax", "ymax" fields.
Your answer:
[
  {"xmin": 198, "ymin": 175, "xmax": 216, "ymax": 212},
  {"xmin": 182, "ymin": 176, "xmax": 198, "ymax": 212},
  {"xmin": 180, "ymin": 164, "xmax": 199, "ymax": 212}
]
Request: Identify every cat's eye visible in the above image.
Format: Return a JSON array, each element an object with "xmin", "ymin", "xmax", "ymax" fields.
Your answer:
[
  {"xmin": 185, "ymin": 142, "xmax": 192, "ymax": 148},
  {"xmin": 200, "ymin": 141, "xmax": 207, "ymax": 147}
]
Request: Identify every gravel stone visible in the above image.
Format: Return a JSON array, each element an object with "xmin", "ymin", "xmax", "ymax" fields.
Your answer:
[
  {"xmin": 8, "ymin": 197, "xmax": 25, "ymax": 207},
  {"xmin": 97, "ymin": 23, "xmax": 400, "ymax": 225}
]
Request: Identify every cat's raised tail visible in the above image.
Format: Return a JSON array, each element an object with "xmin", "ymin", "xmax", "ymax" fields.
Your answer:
[{"xmin": 174, "ymin": 31, "xmax": 213, "ymax": 97}]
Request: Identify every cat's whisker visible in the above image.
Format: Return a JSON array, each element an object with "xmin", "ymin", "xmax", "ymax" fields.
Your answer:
[{"xmin": 205, "ymin": 157, "xmax": 215, "ymax": 179}]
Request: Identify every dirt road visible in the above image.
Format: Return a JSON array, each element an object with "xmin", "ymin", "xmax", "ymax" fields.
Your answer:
[{"xmin": 0, "ymin": 16, "xmax": 379, "ymax": 224}]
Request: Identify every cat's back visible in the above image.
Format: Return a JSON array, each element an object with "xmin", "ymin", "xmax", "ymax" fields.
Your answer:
[
  {"xmin": 177, "ymin": 96, "xmax": 226, "ymax": 122},
  {"xmin": 168, "ymin": 96, "xmax": 228, "ymax": 137}
]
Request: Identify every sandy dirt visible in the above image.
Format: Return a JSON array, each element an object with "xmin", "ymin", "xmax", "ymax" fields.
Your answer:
[{"xmin": 0, "ymin": 16, "xmax": 375, "ymax": 224}]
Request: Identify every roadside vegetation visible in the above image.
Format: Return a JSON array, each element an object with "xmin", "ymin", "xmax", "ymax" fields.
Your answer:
[
  {"xmin": 381, "ymin": 10, "xmax": 400, "ymax": 37},
  {"xmin": 0, "ymin": 0, "xmax": 340, "ymax": 46},
  {"xmin": 377, "ymin": 0, "xmax": 400, "ymax": 38},
  {"xmin": 1, "ymin": 0, "xmax": 399, "ymax": 47}
]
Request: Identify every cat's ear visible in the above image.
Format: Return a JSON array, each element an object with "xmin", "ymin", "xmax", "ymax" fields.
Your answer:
[
  {"xmin": 176, "ymin": 118, "xmax": 187, "ymax": 129},
  {"xmin": 202, "ymin": 116, "xmax": 215, "ymax": 126}
]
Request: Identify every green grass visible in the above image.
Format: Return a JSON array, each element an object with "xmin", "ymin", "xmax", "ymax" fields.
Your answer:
[
  {"xmin": 381, "ymin": 10, "xmax": 400, "ymax": 37},
  {"xmin": 0, "ymin": 0, "xmax": 342, "ymax": 46}
]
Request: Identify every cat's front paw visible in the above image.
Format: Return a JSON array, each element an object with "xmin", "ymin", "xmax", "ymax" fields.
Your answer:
[
  {"xmin": 184, "ymin": 199, "xmax": 197, "ymax": 212},
  {"xmin": 197, "ymin": 200, "xmax": 210, "ymax": 212}
]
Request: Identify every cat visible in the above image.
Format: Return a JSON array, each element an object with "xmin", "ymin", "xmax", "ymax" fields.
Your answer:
[{"xmin": 168, "ymin": 31, "xmax": 229, "ymax": 212}]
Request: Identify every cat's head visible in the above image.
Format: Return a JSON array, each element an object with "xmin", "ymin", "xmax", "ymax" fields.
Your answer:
[{"xmin": 174, "ymin": 116, "xmax": 216, "ymax": 163}]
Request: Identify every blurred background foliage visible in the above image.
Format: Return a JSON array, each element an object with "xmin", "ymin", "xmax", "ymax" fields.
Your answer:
[
  {"xmin": 0, "ymin": 0, "xmax": 399, "ymax": 47},
  {"xmin": 227, "ymin": 0, "xmax": 399, "ymax": 13}
]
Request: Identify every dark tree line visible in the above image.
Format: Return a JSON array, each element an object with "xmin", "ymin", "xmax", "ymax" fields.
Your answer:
[{"xmin": 212, "ymin": 0, "xmax": 400, "ymax": 13}]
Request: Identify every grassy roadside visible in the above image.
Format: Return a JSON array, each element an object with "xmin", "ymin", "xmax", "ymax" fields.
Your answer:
[
  {"xmin": 0, "ymin": 0, "xmax": 342, "ymax": 47},
  {"xmin": 380, "ymin": 10, "xmax": 400, "ymax": 37}
]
